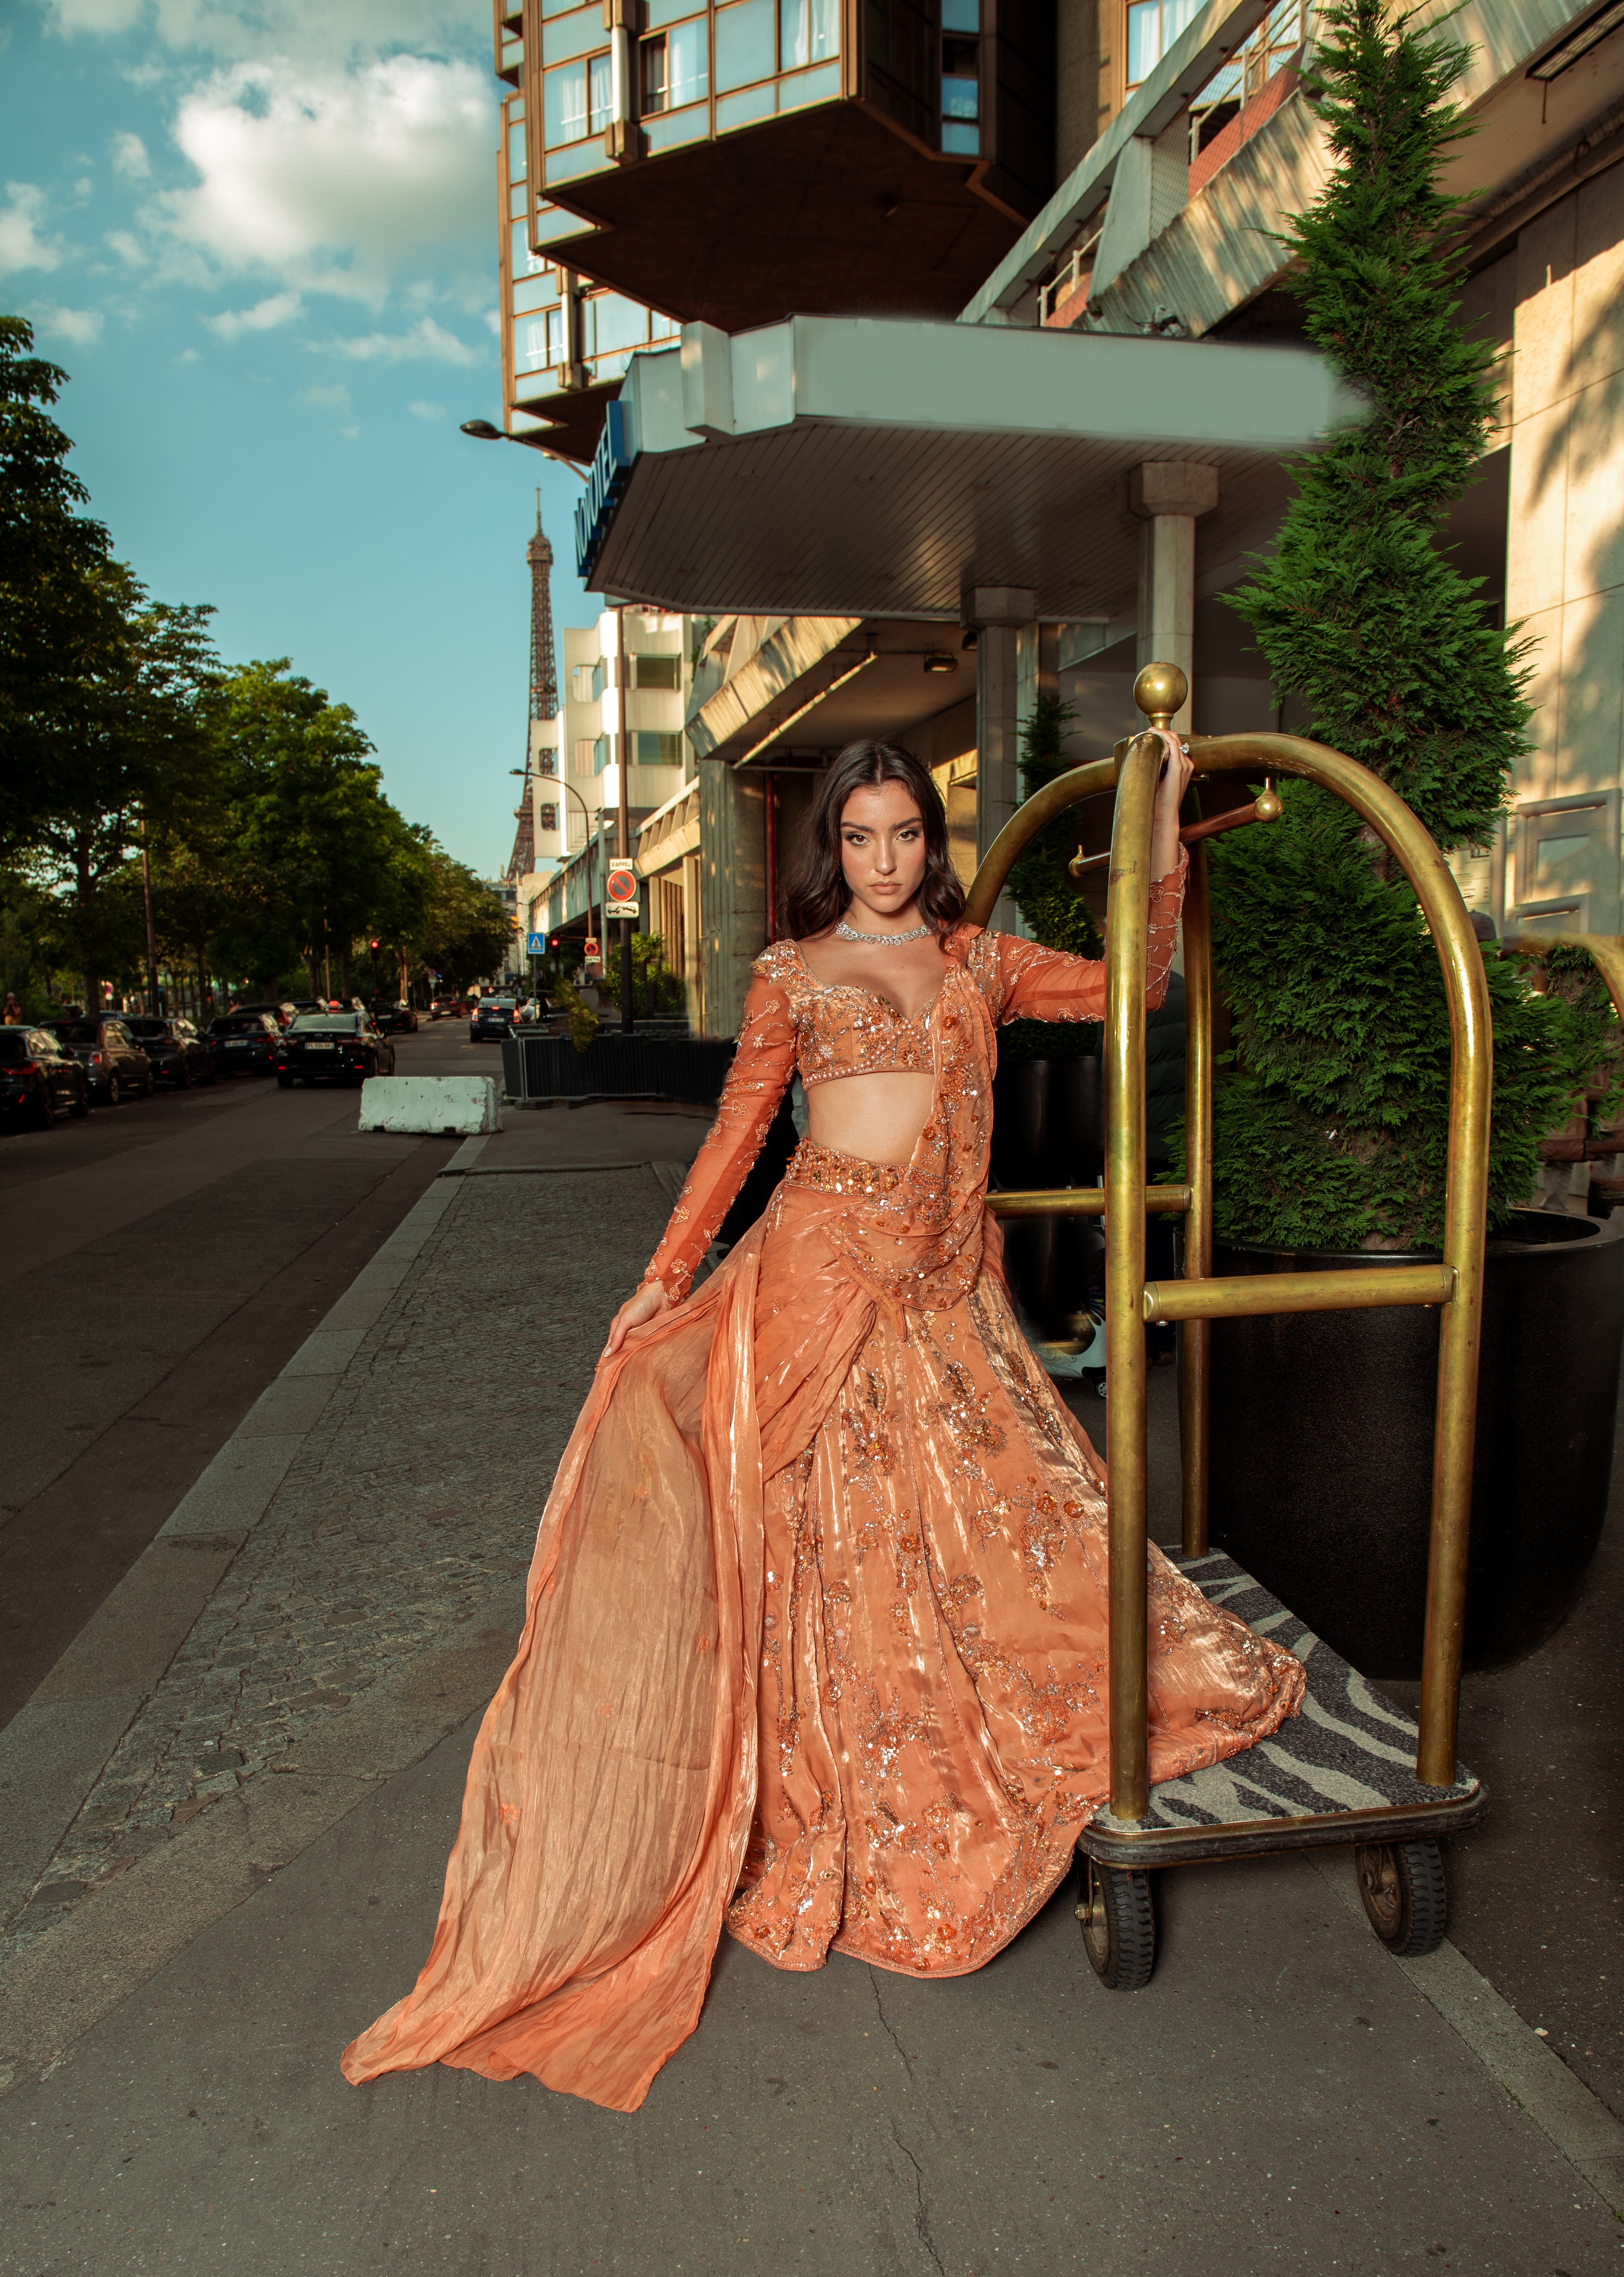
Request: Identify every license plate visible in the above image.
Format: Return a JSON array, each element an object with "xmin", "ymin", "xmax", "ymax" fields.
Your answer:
[
  {"xmin": 225, "ymin": 1041, "xmax": 250, "ymax": 1049},
  {"xmin": 305, "ymin": 1042, "xmax": 337, "ymax": 1052}
]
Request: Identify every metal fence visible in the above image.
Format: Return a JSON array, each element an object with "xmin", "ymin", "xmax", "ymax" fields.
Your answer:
[{"xmin": 502, "ymin": 1031, "xmax": 735, "ymax": 1104}]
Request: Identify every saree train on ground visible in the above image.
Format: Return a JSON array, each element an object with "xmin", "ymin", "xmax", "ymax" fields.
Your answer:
[{"xmin": 975, "ymin": 662, "xmax": 1504, "ymax": 1983}]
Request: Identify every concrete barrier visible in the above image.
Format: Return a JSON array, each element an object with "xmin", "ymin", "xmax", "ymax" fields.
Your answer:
[{"xmin": 358, "ymin": 1075, "xmax": 503, "ymax": 1135}]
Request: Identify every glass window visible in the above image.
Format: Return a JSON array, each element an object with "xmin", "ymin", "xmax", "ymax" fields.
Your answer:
[
  {"xmin": 941, "ymin": 118, "xmax": 979, "ymax": 152},
  {"xmin": 717, "ymin": 81, "xmax": 774, "ymax": 129},
  {"xmin": 593, "ymin": 734, "xmax": 613, "ymax": 773},
  {"xmin": 589, "ymin": 49, "xmax": 614, "ymax": 131},
  {"xmin": 509, "ymin": 180, "xmax": 529, "ymax": 217},
  {"xmin": 637, "ymin": 730, "xmax": 683, "ymax": 763},
  {"xmin": 941, "ymin": 0, "xmax": 978, "ymax": 27},
  {"xmin": 1127, "ymin": 0, "xmax": 1203, "ymax": 87},
  {"xmin": 513, "ymin": 270, "xmax": 557, "ymax": 312},
  {"xmin": 645, "ymin": 101, "xmax": 711, "ymax": 151},
  {"xmin": 635, "ymin": 653, "xmax": 681, "ymax": 689},
  {"xmin": 588, "ymin": 292, "xmax": 649, "ymax": 356},
  {"xmin": 539, "ymin": 803, "xmax": 560, "ymax": 832},
  {"xmin": 641, "ymin": 32, "xmax": 670, "ymax": 110},
  {"xmin": 545, "ymin": 57, "xmax": 589, "ymax": 142},
  {"xmin": 780, "ymin": 0, "xmax": 838, "ymax": 68},
  {"xmin": 670, "ymin": 16, "xmax": 708, "ymax": 103},
  {"xmin": 942, "ymin": 73, "xmax": 978, "ymax": 118},
  {"xmin": 718, "ymin": 0, "xmax": 774, "ymax": 89},
  {"xmin": 507, "ymin": 116, "xmax": 528, "ymax": 180},
  {"xmin": 777, "ymin": 57, "xmax": 840, "ymax": 108}
]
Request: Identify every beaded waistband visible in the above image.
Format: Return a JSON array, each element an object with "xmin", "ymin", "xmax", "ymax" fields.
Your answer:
[{"xmin": 784, "ymin": 1139, "xmax": 907, "ymax": 1198}]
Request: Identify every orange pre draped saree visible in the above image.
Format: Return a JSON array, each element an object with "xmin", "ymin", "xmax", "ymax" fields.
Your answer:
[{"xmin": 342, "ymin": 891, "xmax": 1305, "ymax": 2111}]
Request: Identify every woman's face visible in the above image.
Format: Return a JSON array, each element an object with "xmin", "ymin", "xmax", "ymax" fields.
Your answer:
[{"xmin": 839, "ymin": 779, "xmax": 928, "ymax": 923}]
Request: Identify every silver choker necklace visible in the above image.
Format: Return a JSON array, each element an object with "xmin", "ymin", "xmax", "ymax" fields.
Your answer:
[{"xmin": 835, "ymin": 918, "xmax": 933, "ymax": 945}]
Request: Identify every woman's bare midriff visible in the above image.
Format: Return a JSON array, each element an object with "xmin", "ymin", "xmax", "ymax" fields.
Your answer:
[{"xmin": 805, "ymin": 1070, "xmax": 936, "ymax": 1167}]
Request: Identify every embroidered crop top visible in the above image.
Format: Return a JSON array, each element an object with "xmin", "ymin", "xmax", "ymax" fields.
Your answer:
[{"xmin": 640, "ymin": 851, "xmax": 1186, "ymax": 1303}]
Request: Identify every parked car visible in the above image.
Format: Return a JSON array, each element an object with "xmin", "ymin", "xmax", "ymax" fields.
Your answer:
[
  {"xmin": 276, "ymin": 1012, "xmax": 396, "ymax": 1087},
  {"xmin": 47, "ymin": 1016, "xmax": 155, "ymax": 1105},
  {"xmin": 368, "ymin": 998, "xmax": 419, "ymax": 1035},
  {"xmin": 470, "ymin": 997, "xmax": 517, "ymax": 1044},
  {"xmin": 122, "ymin": 1015, "xmax": 218, "ymax": 1089},
  {"xmin": 0, "ymin": 1025, "xmax": 91, "ymax": 1126},
  {"xmin": 207, "ymin": 1010, "xmax": 282, "ymax": 1075},
  {"xmin": 230, "ymin": 999, "xmax": 293, "ymax": 1032},
  {"xmin": 289, "ymin": 999, "xmax": 326, "ymax": 1020}
]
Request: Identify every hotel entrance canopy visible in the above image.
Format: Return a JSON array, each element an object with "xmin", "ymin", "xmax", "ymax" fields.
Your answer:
[{"xmin": 577, "ymin": 315, "xmax": 1357, "ymax": 621}]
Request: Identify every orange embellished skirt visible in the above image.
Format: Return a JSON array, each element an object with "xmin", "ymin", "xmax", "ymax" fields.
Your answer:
[{"xmin": 342, "ymin": 1166, "xmax": 1305, "ymax": 2112}]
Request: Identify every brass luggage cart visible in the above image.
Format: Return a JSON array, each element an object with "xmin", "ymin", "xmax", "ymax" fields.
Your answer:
[{"xmin": 972, "ymin": 664, "xmax": 1490, "ymax": 1986}]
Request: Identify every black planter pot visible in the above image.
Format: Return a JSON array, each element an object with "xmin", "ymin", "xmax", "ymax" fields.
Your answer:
[
  {"xmin": 1206, "ymin": 1208, "xmax": 1624, "ymax": 1677},
  {"xmin": 990, "ymin": 1056, "xmax": 1105, "ymax": 1336}
]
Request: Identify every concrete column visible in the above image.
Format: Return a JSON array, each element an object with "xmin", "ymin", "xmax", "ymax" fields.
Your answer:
[
  {"xmin": 966, "ymin": 583, "xmax": 1037, "ymax": 935},
  {"xmin": 681, "ymin": 849, "xmax": 704, "ymax": 1033},
  {"xmin": 1129, "ymin": 462, "xmax": 1219, "ymax": 734},
  {"xmin": 698, "ymin": 761, "xmax": 766, "ymax": 1036},
  {"xmin": 1503, "ymin": 177, "xmax": 1624, "ymax": 936}
]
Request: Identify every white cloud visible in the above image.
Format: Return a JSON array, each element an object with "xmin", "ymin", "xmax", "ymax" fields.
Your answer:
[
  {"xmin": 109, "ymin": 130, "xmax": 150, "ymax": 179},
  {"xmin": 29, "ymin": 302, "xmax": 105, "ymax": 346},
  {"xmin": 37, "ymin": 0, "xmax": 481, "ymax": 65},
  {"xmin": 104, "ymin": 227, "xmax": 147, "ymax": 265},
  {"xmin": 0, "ymin": 182, "xmax": 64, "ymax": 276},
  {"xmin": 153, "ymin": 55, "xmax": 493, "ymax": 308},
  {"xmin": 202, "ymin": 289, "xmax": 303, "ymax": 340},
  {"xmin": 175, "ymin": 344, "xmax": 199, "ymax": 361},
  {"xmin": 302, "ymin": 381, "xmax": 350, "ymax": 407},
  {"xmin": 408, "ymin": 398, "xmax": 445, "ymax": 420},
  {"xmin": 320, "ymin": 315, "xmax": 479, "ymax": 365}
]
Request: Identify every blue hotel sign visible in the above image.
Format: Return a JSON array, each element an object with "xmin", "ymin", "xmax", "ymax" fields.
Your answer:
[{"xmin": 574, "ymin": 399, "xmax": 635, "ymax": 583}]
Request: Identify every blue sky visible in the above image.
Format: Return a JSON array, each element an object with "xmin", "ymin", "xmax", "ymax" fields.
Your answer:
[{"xmin": 1, "ymin": 0, "xmax": 602, "ymax": 879}]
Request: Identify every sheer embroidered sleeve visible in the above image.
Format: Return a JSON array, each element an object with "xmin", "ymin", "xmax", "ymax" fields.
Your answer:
[
  {"xmin": 976, "ymin": 849, "xmax": 1187, "ymax": 1024},
  {"xmin": 639, "ymin": 958, "xmax": 799, "ymax": 1303}
]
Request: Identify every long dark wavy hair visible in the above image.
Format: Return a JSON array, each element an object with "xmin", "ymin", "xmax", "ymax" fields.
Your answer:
[{"xmin": 780, "ymin": 739, "xmax": 967, "ymax": 941}]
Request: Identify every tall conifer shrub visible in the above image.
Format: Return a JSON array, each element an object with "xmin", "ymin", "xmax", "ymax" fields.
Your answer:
[{"xmin": 1206, "ymin": 0, "xmax": 1615, "ymax": 1250}]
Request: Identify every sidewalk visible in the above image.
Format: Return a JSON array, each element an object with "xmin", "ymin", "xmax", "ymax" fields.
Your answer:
[{"xmin": 1, "ymin": 1103, "xmax": 1620, "ymax": 2274}]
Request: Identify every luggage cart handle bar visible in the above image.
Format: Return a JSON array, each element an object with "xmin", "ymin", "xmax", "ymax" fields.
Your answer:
[
  {"xmin": 987, "ymin": 1185, "xmax": 1192, "ymax": 1218},
  {"xmin": 1143, "ymin": 1263, "xmax": 1455, "ymax": 1323}
]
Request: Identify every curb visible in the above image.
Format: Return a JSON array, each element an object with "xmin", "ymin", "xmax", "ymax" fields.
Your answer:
[{"xmin": 0, "ymin": 1135, "xmax": 490, "ymax": 1941}]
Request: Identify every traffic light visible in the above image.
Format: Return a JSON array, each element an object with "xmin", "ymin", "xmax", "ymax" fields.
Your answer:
[{"xmin": 370, "ymin": 938, "xmax": 381, "ymax": 952}]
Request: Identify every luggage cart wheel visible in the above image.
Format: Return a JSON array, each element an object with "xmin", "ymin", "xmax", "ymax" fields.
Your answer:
[
  {"xmin": 1076, "ymin": 1855, "xmax": 1156, "ymax": 1989},
  {"xmin": 1353, "ymin": 1839, "xmax": 1449, "ymax": 1958}
]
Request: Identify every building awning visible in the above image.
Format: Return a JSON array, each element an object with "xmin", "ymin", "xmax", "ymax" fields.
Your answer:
[{"xmin": 580, "ymin": 315, "xmax": 1357, "ymax": 621}]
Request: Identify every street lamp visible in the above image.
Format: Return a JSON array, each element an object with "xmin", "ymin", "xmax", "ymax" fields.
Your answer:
[
  {"xmin": 509, "ymin": 766, "xmax": 602, "ymax": 971},
  {"xmin": 460, "ymin": 419, "xmax": 588, "ymax": 479}
]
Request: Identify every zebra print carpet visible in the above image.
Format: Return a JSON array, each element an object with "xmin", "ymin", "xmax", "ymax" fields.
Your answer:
[{"xmin": 1083, "ymin": 1549, "xmax": 1485, "ymax": 1863}]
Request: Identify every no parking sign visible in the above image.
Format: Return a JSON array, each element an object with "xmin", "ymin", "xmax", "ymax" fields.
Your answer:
[{"xmin": 605, "ymin": 863, "xmax": 640, "ymax": 927}]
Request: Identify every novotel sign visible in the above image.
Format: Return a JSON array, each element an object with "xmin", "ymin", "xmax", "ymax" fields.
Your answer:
[{"xmin": 574, "ymin": 399, "xmax": 635, "ymax": 583}]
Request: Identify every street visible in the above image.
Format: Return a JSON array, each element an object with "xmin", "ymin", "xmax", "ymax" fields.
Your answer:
[{"xmin": 0, "ymin": 1020, "xmax": 507, "ymax": 1720}]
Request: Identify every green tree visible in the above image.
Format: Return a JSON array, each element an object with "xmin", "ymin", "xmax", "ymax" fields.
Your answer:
[
  {"xmin": 24, "ymin": 566, "xmax": 220, "ymax": 1009},
  {"xmin": 417, "ymin": 846, "xmax": 513, "ymax": 991},
  {"xmin": 1204, "ymin": 0, "xmax": 1616, "ymax": 1250},
  {"xmin": 1001, "ymin": 693, "xmax": 1103, "ymax": 1065},
  {"xmin": 0, "ymin": 314, "xmax": 119, "ymax": 860}
]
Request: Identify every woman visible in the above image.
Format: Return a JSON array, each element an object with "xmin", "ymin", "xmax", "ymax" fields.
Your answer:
[{"xmin": 343, "ymin": 739, "xmax": 1305, "ymax": 2111}]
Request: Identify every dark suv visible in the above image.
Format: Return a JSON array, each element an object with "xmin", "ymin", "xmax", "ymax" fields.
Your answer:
[
  {"xmin": 49, "ymin": 1016, "xmax": 155, "ymax": 1104},
  {"xmin": 122, "ymin": 1015, "xmax": 218, "ymax": 1088},
  {"xmin": 368, "ymin": 999, "xmax": 419, "ymax": 1035}
]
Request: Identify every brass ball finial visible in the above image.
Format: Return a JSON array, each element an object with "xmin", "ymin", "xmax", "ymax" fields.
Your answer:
[{"xmin": 1133, "ymin": 661, "xmax": 1188, "ymax": 728}]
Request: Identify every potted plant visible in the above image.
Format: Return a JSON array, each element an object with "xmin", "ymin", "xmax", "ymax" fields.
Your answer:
[{"xmin": 1195, "ymin": 0, "xmax": 1624, "ymax": 1675}]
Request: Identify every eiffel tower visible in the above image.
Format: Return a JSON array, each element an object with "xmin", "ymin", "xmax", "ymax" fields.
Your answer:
[{"xmin": 507, "ymin": 491, "xmax": 558, "ymax": 890}]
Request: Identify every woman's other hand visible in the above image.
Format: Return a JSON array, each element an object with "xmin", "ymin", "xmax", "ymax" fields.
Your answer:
[
  {"xmin": 604, "ymin": 1280, "xmax": 670, "ymax": 1358},
  {"xmin": 1150, "ymin": 736, "xmax": 1195, "ymax": 880}
]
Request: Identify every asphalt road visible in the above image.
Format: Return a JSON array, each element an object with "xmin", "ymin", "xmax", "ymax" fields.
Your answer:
[{"xmin": 0, "ymin": 1019, "xmax": 506, "ymax": 1728}]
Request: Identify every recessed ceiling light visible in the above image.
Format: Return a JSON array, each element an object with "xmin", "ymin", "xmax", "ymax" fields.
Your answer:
[
  {"xmin": 924, "ymin": 651, "xmax": 958, "ymax": 674},
  {"xmin": 1529, "ymin": 0, "xmax": 1624, "ymax": 79}
]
